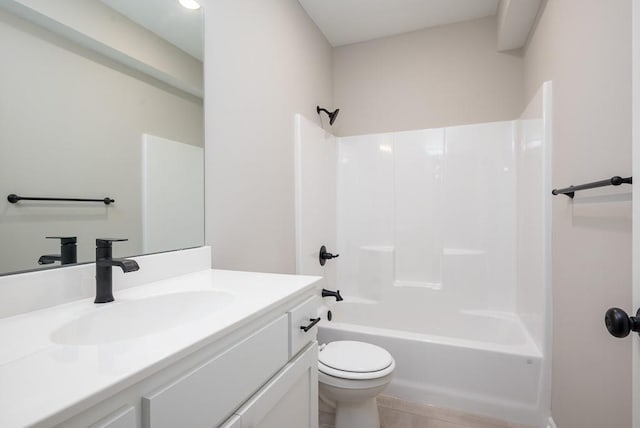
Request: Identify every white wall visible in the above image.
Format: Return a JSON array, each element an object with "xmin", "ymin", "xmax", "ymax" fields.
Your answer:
[
  {"xmin": 203, "ymin": 0, "xmax": 333, "ymax": 273},
  {"xmin": 524, "ymin": 1, "xmax": 633, "ymax": 427},
  {"xmin": 0, "ymin": 8, "xmax": 203, "ymax": 273},
  {"xmin": 332, "ymin": 16, "xmax": 524, "ymax": 137}
]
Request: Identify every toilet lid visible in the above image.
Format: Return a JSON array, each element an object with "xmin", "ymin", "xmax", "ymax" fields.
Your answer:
[{"xmin": 318, "ymin": 341, "xmax": 393, "ymax": 373}]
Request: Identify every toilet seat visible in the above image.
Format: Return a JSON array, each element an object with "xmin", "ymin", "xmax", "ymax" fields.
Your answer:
[{"xmin": 318, "ymin": 341, "xmax": 395, "ymax": 380}]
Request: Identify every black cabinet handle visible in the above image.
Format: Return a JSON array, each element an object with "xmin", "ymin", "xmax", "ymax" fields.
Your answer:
[
  {"xmin": 300, "ymin": 317, "xmax": 321, "ymax": 332},
  {"xmin": 605, "ymin": 307, "xmax": 640, "ymax": 338}
]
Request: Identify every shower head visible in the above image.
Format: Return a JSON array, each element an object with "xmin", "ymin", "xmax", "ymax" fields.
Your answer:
[{"xmin": 317, "ymin": 106, "xmax": 340, "ymax": 126}]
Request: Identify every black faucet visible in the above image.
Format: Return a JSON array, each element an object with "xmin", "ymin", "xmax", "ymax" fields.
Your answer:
[
  {"xmin": 95, "ymin": 238, "xmax": 139, "ymax": 304},
  {"xmin": 38, "ymin": 236, "xmax": 77, "ymax": 265},
  {"xmin": 322, "ymin": 288, "xmax": 344, "ymax": 302}
]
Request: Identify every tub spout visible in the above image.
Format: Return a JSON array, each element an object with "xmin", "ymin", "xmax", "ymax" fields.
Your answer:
[{"xmin": 322, "ymin": 288, "xmax": 343, "ymax": 302}]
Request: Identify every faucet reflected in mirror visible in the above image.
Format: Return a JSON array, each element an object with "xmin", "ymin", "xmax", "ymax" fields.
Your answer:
[
  {"xmin": 38, "ymin": 237, "xmax": 77, "ymax": 266},
  {"xmin": 95, "ymin": 239, "xmax": 140, "ymax": 304}
]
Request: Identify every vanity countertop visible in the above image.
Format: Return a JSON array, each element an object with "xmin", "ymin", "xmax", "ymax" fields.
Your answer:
[{"xmin": 0, "ymin": 268, "xmax": 321, "ymax": 427}]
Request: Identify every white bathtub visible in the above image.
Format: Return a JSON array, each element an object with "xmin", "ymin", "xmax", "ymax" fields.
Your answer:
[{"xmin": 318, "ymin": 300, "xmax": 545, "ymax": 427}]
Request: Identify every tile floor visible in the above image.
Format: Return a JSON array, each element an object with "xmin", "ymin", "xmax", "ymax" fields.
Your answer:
[{"xmin": 320, "ymin": 395, "xmax": 533, "ymax": 428}]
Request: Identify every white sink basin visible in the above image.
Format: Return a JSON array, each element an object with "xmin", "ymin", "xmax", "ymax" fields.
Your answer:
[{"xmin": 51, "ymin": 290, "xmax": 235, "ymax": 345}]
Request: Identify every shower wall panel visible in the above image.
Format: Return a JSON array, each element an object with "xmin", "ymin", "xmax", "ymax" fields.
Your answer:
[
  {"xmin": 516, "ymin": 82, "xmax": 552, "ymax": 353},
  {"xmin": 337, "ymin": 121, "xmax": 517, "ymax": 311},
  {"xmin": 394, "ymin": 129, "xmax": 444, "ymax": 289},
  {"xmin": 294, "ymin": 114, "xmax": 337, "ymax": 288},
  {"xmin": 442, "ymin": 122, "xmax": 517, "ymax": 310},
  {"xmin": 336, "ymin": 133, "xmax": 394, "ymax": 299}
]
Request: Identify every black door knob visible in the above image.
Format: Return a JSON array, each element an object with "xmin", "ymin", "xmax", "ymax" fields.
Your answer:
[{"xmin": 605, "ymin": 307, "xmax": 640, "ymax": 338}]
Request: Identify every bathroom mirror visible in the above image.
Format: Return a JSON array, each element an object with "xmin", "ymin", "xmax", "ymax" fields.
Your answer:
[{"xmin": 0, "ymin": 0, "xmax": 204, "ymax": 275}]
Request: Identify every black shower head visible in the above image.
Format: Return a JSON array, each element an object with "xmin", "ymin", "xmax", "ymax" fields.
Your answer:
[{"xmin": 317, "ymin": 106, "xmax": 340, "ymax": 126}]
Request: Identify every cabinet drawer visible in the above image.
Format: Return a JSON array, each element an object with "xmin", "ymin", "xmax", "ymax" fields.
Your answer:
[
  {"xmin": 288, "ymin": 296, "xmax": 321, "ymax": 357},
  {"xmin": 142, "ymin": 315, "xmax": 288, "ymax": 428}
]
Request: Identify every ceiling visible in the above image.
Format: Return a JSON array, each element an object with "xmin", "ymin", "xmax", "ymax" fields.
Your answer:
[
  {"xmin": 100, "ymin": 0, "xmax": 203, "ymax": 61},
  {"xmin": 298, "ymin": 0, "xmax": 500, "ymax": 47}
]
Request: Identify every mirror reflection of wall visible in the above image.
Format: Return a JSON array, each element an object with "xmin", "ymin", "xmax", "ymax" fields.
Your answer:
[{"xmin": 0, "ymin": 0, "xmax": 204, "ymax": 275}]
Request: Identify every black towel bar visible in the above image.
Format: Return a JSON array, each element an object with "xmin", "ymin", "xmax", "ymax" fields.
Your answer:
[
  {"xmin": 552, "ymin": 176, "xmax": 632, "ymax": 198},
  {"xmin": 7, "ymin": 194, "xmax": 114, "ymax": 205}
]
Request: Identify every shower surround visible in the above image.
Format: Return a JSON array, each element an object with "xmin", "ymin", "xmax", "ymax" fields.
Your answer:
[
  {"xmin": 336, "ymin": 122, "xmax": 517, "ymax": 309},
  {"xmin": 295, "ymin": 82, "xmax": 552, "ymax": 427}
]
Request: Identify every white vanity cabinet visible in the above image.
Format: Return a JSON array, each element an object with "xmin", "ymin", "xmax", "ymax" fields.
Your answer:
[{"xmin": 53, "ymin": 291, "xmax": 320, "ymax": 428}]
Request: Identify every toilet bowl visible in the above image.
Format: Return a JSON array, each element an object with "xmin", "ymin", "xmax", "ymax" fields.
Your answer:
[{"xmin": 318, "ymin": 340, "xmax": 395, "ymax": 428}]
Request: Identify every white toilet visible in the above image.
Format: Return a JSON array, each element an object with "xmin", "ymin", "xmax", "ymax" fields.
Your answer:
[{"xmin": 318, "ymin": 340, "xmax": 395, "ymax": 428}]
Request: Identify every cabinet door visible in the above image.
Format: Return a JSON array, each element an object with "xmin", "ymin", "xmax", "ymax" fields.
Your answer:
[{"xmin": 236, "ymin": 342, "xmax": 318, "ymax": 428}]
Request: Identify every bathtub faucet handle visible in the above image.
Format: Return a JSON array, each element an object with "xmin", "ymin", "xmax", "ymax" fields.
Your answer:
[
  {"xmin": 319, "ymin": 245, "xmax": 339, "ymax": 266},
  {"xmin": 322, "ymin": 288, "xmax": 343, "ymax": 302}
]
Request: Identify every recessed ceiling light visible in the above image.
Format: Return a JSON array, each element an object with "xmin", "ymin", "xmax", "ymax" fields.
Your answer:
[{"xmin": 179, "ymin": 0, "xmax": 200, "ymax": 10}]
